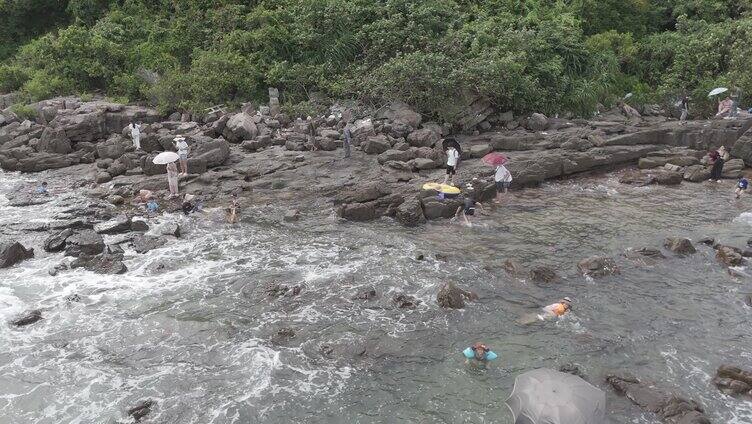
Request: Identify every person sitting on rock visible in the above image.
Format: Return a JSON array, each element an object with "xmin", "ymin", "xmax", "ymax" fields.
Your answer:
[
  {"xmin": 443, "ymin": 146, "xmax": 460, "ymax": 186},
  {"xmin": 132, "ymin": 189, "xmax": 153, "ymax": 205},
  {"xmin": 538, "ymin": 297, "xmax": 573, "ymax": 321},
  {"xmin": 735, "ymin": 177, "xmax": 749, "ymax": 199},
  {"xmin": 146, "ymin": 198, "xmax": 159, "ymax": 214},
  {"xmin": 463, "ymin": 343, "xmax": 498, "ymax": 365},
  {"xmin": 36, "ymin": 181, "xmax": 49, "ymax": 196},
  {"xmin": 182, "ymin": 193, "xmax": 203, "ymax": 215},
  {"xmin": 716, "ymin": 97, "xmax": 733, "ymax": 118},
  {"xmin": 454, "ymin": 186, "xmax": 482, "ymax": 227}
]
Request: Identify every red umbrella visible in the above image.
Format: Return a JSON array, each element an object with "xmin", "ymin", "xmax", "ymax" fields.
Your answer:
[{"xmin": 482, "ymin": 152, "xmax": 509, "ymax": 166}]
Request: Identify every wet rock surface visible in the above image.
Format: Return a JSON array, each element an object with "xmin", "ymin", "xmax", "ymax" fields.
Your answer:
[
  {"xmin": 663, "ymin": 237, "xmax": 696, "ymax": 255},
  {"xmin": 607, "ymin": 374, "xmax": 711, "ymax": 424},
  {"xmin": 713, "ymin": 365, "xmax": 752, "ymax": 396},
  {"xmin": 0, "ymin": 241, "xmax": 34, "ymax": 268},
  {"xmin": 577, "ymin": 256, "xmax": 619, "ymax": 277},
  {"xmin": 436, "ymin": 282, "xmax": 477, "ymax": 309},
  {"xmin": 9, "ymin": 309, "xmax": 42, "ymax": 327},
  {"xmin": 126, "ymin": 399, "xmax": 155, "ymax": 422}
]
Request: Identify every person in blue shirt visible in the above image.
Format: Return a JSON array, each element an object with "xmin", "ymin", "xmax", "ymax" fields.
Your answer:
[
  {"xmin": 146, "ymin": 198, "xmax": 159, "ymax": 214},
  {"xmin": 736, "ymin": 177, "xmax": 749, "ymax": 199},
  {"xmin": 36, "ymin": 181, "xmax": 49, "ymax": 195},
  {"xmin": 463, "ymin": 343, "xmax": 498, "ymax": 364}
]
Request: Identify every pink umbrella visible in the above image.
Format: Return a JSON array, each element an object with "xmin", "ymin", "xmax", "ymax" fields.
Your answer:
[{"xmin": 482, "ymin": 152, "xmax": 509, "ymax": 166}]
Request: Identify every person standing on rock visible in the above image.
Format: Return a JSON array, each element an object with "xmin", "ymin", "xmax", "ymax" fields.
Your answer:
[
  {"xmin": 166, "ymin": 162, "xmax": 179, "ymax": 198},
  {"xmin": 307, "ymin": 116, "xmax": 318, "ymax": 152},
  {"xmin": 128, "ymin": 121, "xmax": 141, "ymax": 150},
  {"xmin": 173, "ymin": 136, "xmax": 189, "ymax": 176},
  {"xmin": 709, "ymin": 146, "xmax": 729, "ymax": 182},
  {"xmin": 443, "ymin": 146, "xmax": 460, "ymax": 186},
  {"xmin": 343, "ymin": 124, "xmax": 352, "ymax": 159},
  {"xmin": 679, "ymin": 96, "xmax": 690, "ymax": 124},
  {"xmin": 227, "ymin": 193, "xmax": 240, "ymax": 224},
  {"xmin": 494, "ymin": 164, "xmax": 512, "ymax": 204}
]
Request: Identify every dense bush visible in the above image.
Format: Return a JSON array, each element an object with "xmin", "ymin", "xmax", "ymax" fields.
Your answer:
[{"xmin": 0, "ymin": 0, "xmax": 751, "ymax": 120}]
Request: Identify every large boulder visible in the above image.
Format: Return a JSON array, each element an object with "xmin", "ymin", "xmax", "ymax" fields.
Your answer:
[
  {"xmin": 607, "ymin": 374, "xmax": 711, "ymax": 424},
  {"xmin": 407, "ymin": 128, "xmax": 440, "ymax": 148},
  {"xmin": 95, "ymin": 136, "xmax": 127, "ymax": 159},
  {"xmin": 64, "ymin": 230, "xmax": 105, "ymax": 257},
  {"xmin": 223, "ymin": 113, "xmax": 258, "ymax": 142},
  {"xmin": 527, "ymin": 113, "xmax": 549, "ymax": 131},
  {"xmin": 377, "ymin": 149, "xmax": 415, "ymax": 164},
  {"xmin": 716, "ymin": 245, "xmax": 743, "ymax": 266},
  {"xmin": 663, "ymin": 237, "xmax": 696, "ymax": 255},
  {"xmin": 376, "ymin": 101, "xmax": 422, "ymax": 128},
  {"xmin": 10, "ymin": 309, "xmax": 42, "ymax": 327},
  {"xmin": 131, "ymin": 235, "xmax": 167, "ymax": 254},
  {"xmin": 395, "ymin": 198, "xmax": 426, "ymax": 227},
  {"xmin": 71, "ymin": 254, "xmax": 127, "ymax": 274},
  {"xmin": 436, "ymin": 282, "xmax": 477, "ymax": 309},
  {"xmin": 684, "ymin": 165, "xmax": 711, "ymax": 182},
  {"xmin": 349, "ymin": 119, "xmax": 375, "ymax": 145},
  {"xmin": 713, "ymin": 364, "xmax": 752, "ymax": 396},
  {"xmin": 190, "ymin": 136, "xmax": 230, "ymax": 167},
  {"xmin": 338, "ymin": 203, "xmax": 376, "ymax": 221},
  {"xmin": 577, "ymin": 256, "xmax": 618, "ymax": 277},
  {"xmin": 361, "ymin": 135, "xmax": 391, "ymax": 155},
  {"xmin": 731, "ymin": 127, "xmax": 752, "ymax": 166},
  {"xmin": 420, "ymin": 197, "xmax": 462, "ymax": 220},
  {"xmin": 94, "ymin": 215, "xmax": 132, "ymax": 234},
  {"xmin": 0, "ymin": 241, "xmax": 34, "ymax": 268},
  {"xmin": 44, "ymin": 229, "xmax": 73, "ymax": 252},
  {"xmin": 36, "ymin": 127, "xmax": 72, "ymax": 154},
  {"xmin": 722, "ymin": 158, "xmax": 744, "ymax": 178}
]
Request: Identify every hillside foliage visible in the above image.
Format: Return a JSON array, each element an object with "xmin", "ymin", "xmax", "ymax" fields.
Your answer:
[{"xmin": 1, "ymin": 0, "xmax": 751, "ymax": 119}]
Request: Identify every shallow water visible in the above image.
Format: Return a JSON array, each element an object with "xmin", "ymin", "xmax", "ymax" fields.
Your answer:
[{"xmin": 1, "ymin": 170, "xmax": 752, "ymax": 423}]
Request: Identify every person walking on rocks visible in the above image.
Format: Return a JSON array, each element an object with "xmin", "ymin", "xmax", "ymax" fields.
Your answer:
[
  {"xmin": 343, "ymin": 124, "xmax": 352, "ymax": 159},
  {"xmin": 494, "ymin": 163, "xmax": 512, "ymax": 204},
  {"xmin": 128, "ymin": 121, "xmax": 141, "ymax": 150},
  {"xmin": 173, "ymin": 136, "xmax": 189, "ymax": 175},
  {"xmin": 166, "ymin": 162, "xmax": 179, "ymax": 198},
  {"xmin": 709, "ymin": 146, "xmax": 729, "ymax": 182},
  {"xmin": 443, "ymin": 145, "xmax": 460, "ymax": 186},
  {"xmin": 227, "ymin": 193, "xmax": 240, "ymax": 224}
]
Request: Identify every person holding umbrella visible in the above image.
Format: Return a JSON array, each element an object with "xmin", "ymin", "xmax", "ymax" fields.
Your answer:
[
  {"xmin": 442, "ymin": 138, "xmax": 462, "ymax": 186},
  {"xmin": 152, "ymin": 151, "xmax": 181, "ymax": 198},
  {"xmin": 482, "ymin": 152, "xmax": 513, "ymax": 204}
]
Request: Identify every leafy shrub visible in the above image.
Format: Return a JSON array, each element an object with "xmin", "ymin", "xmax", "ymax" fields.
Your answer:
[{"xmin": 10, "ymin": 104, "xmax": 38, "ymax": 120}]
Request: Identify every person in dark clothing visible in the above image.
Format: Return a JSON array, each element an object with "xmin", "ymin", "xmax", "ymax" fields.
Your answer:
[
  {"xmin": 454, "ymin": 185, "xmax": 483, "ymax": 227},
  {"xmin": 709, "ymin": 146, "xmax": 729, "ymax": 182},
  {"xmin": 343, "ymin": 124, "xmax": 352, "ymax": 158},
  {"xmin": 680, "ymin": 96, "xmax": 689, "ymax": 124}
]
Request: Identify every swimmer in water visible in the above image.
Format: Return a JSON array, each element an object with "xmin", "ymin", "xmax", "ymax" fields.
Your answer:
[
  {"xmin": 462, "ymin": 342, "xmax": 498, "ymax": 366},
  {"xmin": 537, "ymin": 297, "xmax": 573, "ymax": 321}
]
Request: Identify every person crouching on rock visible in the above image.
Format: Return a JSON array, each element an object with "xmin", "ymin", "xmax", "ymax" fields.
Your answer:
[
  {"xmin": 463, "ymin": 343, "xmax": 498, "ymax": 366},
  {"xmin": 166, "ymin": 162, "xmax": 179, "ymax": 198},
  {"xmin": 132, "ymin": 189, "xmax": 153, "ymax": 205},
  {"xmin": 735, "ymin": 177, "xmax": 749, "ymax": 199},
  {"xmin": 538, "ymin": 297, "xmax": 573, "ymax": 321},
  {"xmin": 36, "ymin": 181, "xmax": 49, "ymax": 196},
  {"xmin": 443, "ymin": 145, "xmax": 460, "ymax": 186},
  {"xmin": 708, "ymin": 146, "xmax": 728, "ymax": 182},
  {"xmin": 227, "ymin": 193, "xmax": 240, "ymax": 224},
  {"xmin": 454, "ymin": 186, "xmax": 482, "ymax": 227}
]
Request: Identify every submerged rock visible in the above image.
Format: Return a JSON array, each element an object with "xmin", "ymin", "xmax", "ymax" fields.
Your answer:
[
  {"xmin": 131, "ymin": 235, "xmax": 167, "ymax": 254},
  {"xmin": 436, "ymin": 282, "xmax": 477, "ymax": 309},
  {"xmin": 713, "ymin": 365, "xmax": 752, "ymax": 396},
  {"xmin": 126, "ymin": 399, "xmax": 155, "ymax": 422},
  {"xmin": 606, "ymin": 374, "xmax": 710, "ymax": 424},
  {"xmin": 393, "ymin": 292, "xmax": 420, "ymax": 309},
  {"xmin": 70, "ymin": 254, "xmax": 127, "ymax": 274},
  {"xmin": 352, "ymin": 286, "xmax": 377, "ymax": 301},
  {"xmin": 663, "ymin": 237, "xmax": 696, "ymax": 255},
  {"xmin": 529, "ymin": 266, "xmax": 559, "ymax": 283},
  {"xmin": 283, "ymin": 209, "xmax": 300, "ymax": 222},
  {"xmin": 577, "ymin": 256, "xmax": 618, "ymax": 278},
  {"xmin": 9, "ymin": 309, "xmax": 42, "ymax": 327},
  {"xmin": 716, "ymin": 245, "xmax": 743, "ymax": 266},
  {"xmin": 264, "ymin": 282, "xmax": 303, "ymax": 298},
  {"xmin": 0, "ymin": 241, "xmax": 34, "ymax": 268}
]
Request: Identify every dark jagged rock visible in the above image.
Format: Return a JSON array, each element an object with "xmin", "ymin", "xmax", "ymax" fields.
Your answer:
[
  {"xmin": 577, "ymin": 256, "xmax": 618, "ymax": 277},
  {"xmin": 131, "ymin": 235, "xmax": 167, "ymax": 254},
  {"xmin": 436, "ymin": 282, "xmax": 477, "ymax": 309},
  {"xmin": 44, "ymin": 229, "xmax": 73, "ymax": 253},
  {"xmin": 558, "ymin": 363, "xmax": 585, "ymax": 378},
  {"xmin": 744, "ymin": 294, "xmax": 752, "ymax": 307},
  {"xmin": 64, "ymin": 230, "xmax": 105, "ymax": 257},
  {"xmin": 699, "ymin": 237, "xmax": 715, "ymax": 247},
  {"xmin": 283, "ymin": 209, "xmax": 300, "ymax": 222},
  {"xmin": 10, "ymin": 309, "xmax": 42, "ymax": 326},
  {"xmin": 396, "ymin": 198, "xmax": 426, "ymax": 227},
  {"xmin": 0, "ymin": 241, "xmax": 34, "ymax": 268},
  {"xmin": 130, "ymin": 219, "xmax": 149, "ymax": 232},
  {"xmin": 71, "ymin": 254, "xmax": 127, "ymax": 274},
  {"xmin": 502, "ymin": 258, "xmax": 526, "ymax": 276},
  {"xmin": 64, "ymin": 293, "xmax": 82, "ymax": 304},
  {"xmin": 393, "ymin": 292, "xmax": 420, "ymax": 309},
  {"xmin": 126, "ymin": 399, "xmax": 155, "ymax": 422},
  {"xmin": 529, "ymin": 266, "xmax": 559, "ymax": 283},
  {"xmin": 271, "ymin": 327, "xmax": 296, "ymax": 344},
  {"xmin": 663, "ymin": 237, "xmax": 696, "ymax": 255},
  {"xmin": 606, "ymin": 374, "xmax": 711, "ymax": 424}
]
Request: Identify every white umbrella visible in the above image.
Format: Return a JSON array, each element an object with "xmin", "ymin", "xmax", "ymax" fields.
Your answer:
[
  {"xmin": 506, "ymin": 368, "xmax": 606, "ymax": 424},
  {"xmin": 708, "ymin": 87, "xmax": 728, "ymax": 97},
  {"xmin": 152, "ymin": 151, "xmax": 179, "ymax": 165}
]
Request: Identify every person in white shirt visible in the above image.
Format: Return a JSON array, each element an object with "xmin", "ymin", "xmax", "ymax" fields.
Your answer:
[
  {"xmin": 128, "ymin": 122, "xmax": 141, "ymax": 150},
  {"xmin": 443, "ymin": 146, "xmax": 460, "ymax": 185},
  {"xmin": 173, "ymin": 136, "xmax": 189, "ymax": 176},
  {"xmin": 494, "ymin": 164, "xmax": 512, "ymax": 203}
]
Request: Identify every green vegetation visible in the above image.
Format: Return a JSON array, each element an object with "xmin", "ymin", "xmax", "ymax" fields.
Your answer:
[
  {"xmin": 9, "ymin": 103, "xmax": 38, "ymax": 120},
  {"xmin": 0, "ymin": 0, "xmax": 750, "ymax": 119}
]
